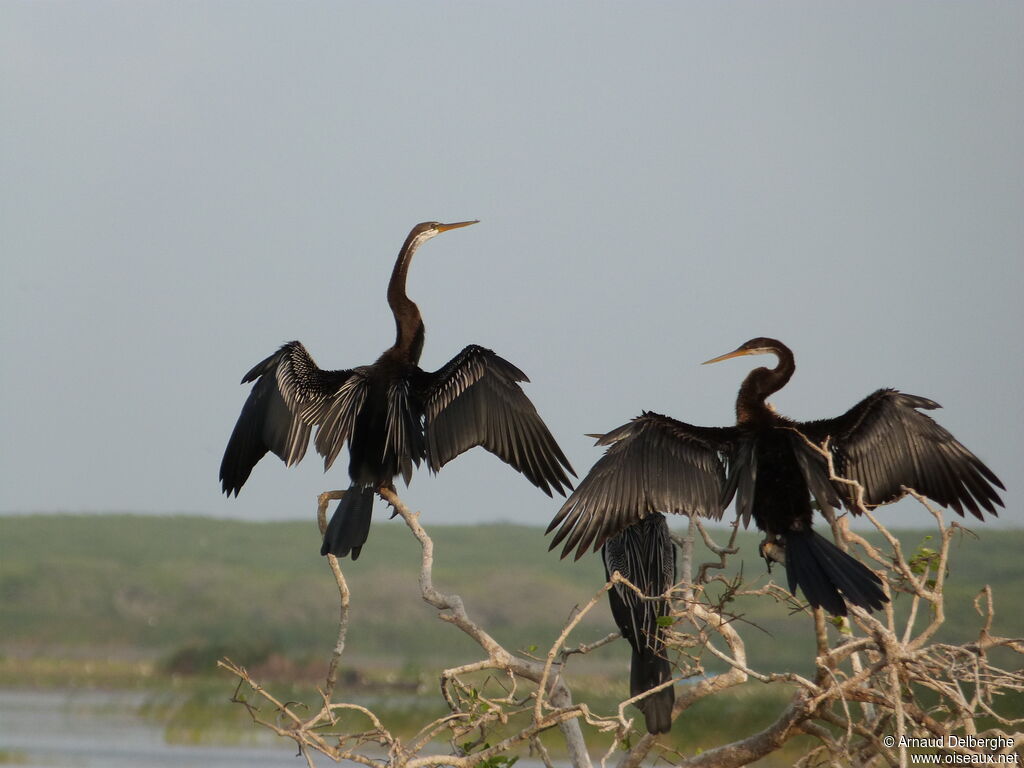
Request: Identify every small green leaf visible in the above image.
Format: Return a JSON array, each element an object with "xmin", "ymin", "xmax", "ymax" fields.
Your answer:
[
  {"xmin": 655, "ymin": 616, "xmax": 674, "ymax": 628},
  {"xmin": 909, "ymin": 545, "xmax": 939, "ymax": 576},
  {"xmin": 477, "ymin": 754, "xmax": 518, "ymax": 768},
  {"xmin": 829, "ymin": 616, "xmax": 852, "ymax": 634}
]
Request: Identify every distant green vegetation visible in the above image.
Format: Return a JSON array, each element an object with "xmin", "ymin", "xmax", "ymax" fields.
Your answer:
[
  {"xmin": 2, "ymin": 514, "xmax": 1021, "ymax": 680},
  {"xmin": 0, "ymin": 514, "xmax": 609, "ymax": 675}
]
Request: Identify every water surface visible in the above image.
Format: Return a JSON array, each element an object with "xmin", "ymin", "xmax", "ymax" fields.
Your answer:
[{"xmin": 0, "ymin": 689, "xmax": 304, "ymax": 767}]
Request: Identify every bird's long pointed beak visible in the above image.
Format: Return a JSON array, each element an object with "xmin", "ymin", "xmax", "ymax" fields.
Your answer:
[
  {"xmin": 702, "ymin": 347, "xmax": 754, "ymax": 365},
  {"xmin": 436, "ymin": 220, "xmax": 479, "ymax": 232}
]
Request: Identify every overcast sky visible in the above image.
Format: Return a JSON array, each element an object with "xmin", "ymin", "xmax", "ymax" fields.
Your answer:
[{"xmin": 2, "ymin": 2, "xmax": 1021, "ymax": 533}]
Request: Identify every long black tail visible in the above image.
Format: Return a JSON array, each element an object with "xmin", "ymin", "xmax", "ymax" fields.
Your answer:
[
  {"xmin": 603, "ymin": 515, "xmax": 677, "ymax": 734},
  {"xmin": 630, "ymin": 645, "xmax": 675, "ymax": 735},
  {"xmin": 784, "ymin": 529, "xmax": 887, "ymax": 616},
  {"xmin": 321, "ymin": 485, "xmax": 375, "ymax": 559}
]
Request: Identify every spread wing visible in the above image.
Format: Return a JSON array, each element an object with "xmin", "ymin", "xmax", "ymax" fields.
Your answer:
[
  {"xmin": 546, "ymin": 412, "xmax": 739, "ymax": 560},
  {"xmin": 219, "ymin": 341, "xmax": 361, "ymax": 495},
  {"xmin": 603, "ymin": 513, "xmax": 676, "ymax": 657},
  {"xmin": 416, "ymin": 345, "xmax": 575, "ymax": 496},
  {"xmin": 799, "ymin": 389, "xmax": 1004, "ymax": 520}
]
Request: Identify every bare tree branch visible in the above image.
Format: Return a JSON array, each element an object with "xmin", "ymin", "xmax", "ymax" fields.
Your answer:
[{"xmin": 221, "ymin": 475, "xmax": 1023, "ymax": 768}]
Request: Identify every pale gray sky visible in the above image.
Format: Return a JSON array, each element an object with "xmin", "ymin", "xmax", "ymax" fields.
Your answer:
[{"xmin": 2, "ymin": 2, "xmax": 1021, "ymax": 530}]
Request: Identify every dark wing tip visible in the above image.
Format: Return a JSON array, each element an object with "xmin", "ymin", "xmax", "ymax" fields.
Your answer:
[{"xmin": 218, "ymin": 470, "xmax": 244, "ymax": 497}]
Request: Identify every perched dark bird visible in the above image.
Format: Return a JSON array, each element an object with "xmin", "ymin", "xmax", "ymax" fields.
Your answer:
[
  {"xmin": 603, "ymin": 514, "xmax": 676, "ymax": 734},
  {"xmin": 548, "ymin": 338, "xmax": 1004, "ymax": 617},
  {"xmin": 220, "ymin": 221, "xmax": 575, "ymax": 559}
]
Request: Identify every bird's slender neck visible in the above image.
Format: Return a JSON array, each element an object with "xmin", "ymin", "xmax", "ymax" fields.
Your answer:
[
  {"xmin": 386, "ymin": 229, "xmax": 429, "ymax": 363},
  {"xmin": 735, "ymin": 344, "xmax": 795, "ymax": 425}
]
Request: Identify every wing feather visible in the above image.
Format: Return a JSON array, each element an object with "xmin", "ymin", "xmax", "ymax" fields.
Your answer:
[
  {"xmin": 383, "ymin": 379, "xmax": 424, "ymax": 485},
  {"xmin": 220, "ymin": 342, "xmax": 356, "ymax": 495},
  {"xmin": 417, "ymin": 345, "xmax": 575, "ymax": 496},
  {"xmin": 309, "ymin": 369, "xmax": 371, "ymax": 470},
  {"xmin": 547, "ymin": 412, "xmax": 738, "ymax": 560},
  {"xmin": 800, "ymin": 389, "xmax": 1004, "ymax": 519}
]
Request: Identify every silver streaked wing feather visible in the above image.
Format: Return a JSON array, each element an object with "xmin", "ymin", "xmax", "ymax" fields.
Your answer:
[
  {"xmin": 310, "ymin": 369, "xmax": 371, "ymax": 471},
  {"xmin": 603, "ymin": 514, "xmax": 676, "ymax": 654},
  {"xmin": 383, "ymin": 379, "xmax": 423, "ymax": 485},
  {"xmin": 220, "ymin": 341, "xmax": 355, "ymax": 494},
  {"xmin": 418, "ymin": 345, "xmax": 575, "ymax": 496}
]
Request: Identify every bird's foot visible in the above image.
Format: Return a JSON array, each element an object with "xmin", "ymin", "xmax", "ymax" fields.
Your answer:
[
  {"xmin": 759, "ymin": 536, "xmax": 787, "ymax": 571},
  {"xmin": 379, "ymin": 484, "xmax": 401, "ymax": 518}
]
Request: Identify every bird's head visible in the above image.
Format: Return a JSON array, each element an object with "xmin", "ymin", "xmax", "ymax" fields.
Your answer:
[
  {"xmin": 702, "ymin": 337, "xmax": 796, "ymax": 416},
  {"xmin": 408, "ymin": 220, "xmax": 479, "ymax": 248},
  {"xmin": 702, "ymin": 337, "xmax": 790, "ymax": 366}
]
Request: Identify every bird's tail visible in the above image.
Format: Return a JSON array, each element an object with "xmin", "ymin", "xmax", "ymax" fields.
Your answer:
[
  {"xmin": 630, "ymin": 645, "xmax": 674, "ymax": 734},
  {"xmin": 783, "ymin": 529, "xmax": 887, "ymax": 616},
  {"xmin": 321, "ymin": 485, "xmax": 375, "ymax": 560}
]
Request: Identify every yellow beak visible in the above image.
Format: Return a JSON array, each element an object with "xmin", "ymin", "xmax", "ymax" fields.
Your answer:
[
  {"xmin": 436, "ymin": 220, "xmax": 480, "ymax": 232},
  {"xmin": 702, "ymin": 347, "xmax": 755, "ymax": 365}
]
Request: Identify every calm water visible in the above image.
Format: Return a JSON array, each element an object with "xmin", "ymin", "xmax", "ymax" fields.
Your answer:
[
  {"xmin": 0, "ymin": 689, "xmax": 307, "ymax": 767},
  {"xmin": 0, "ymin": 689, "xmax": 556, "ymax": 768}
]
